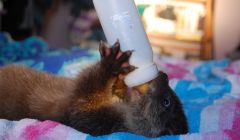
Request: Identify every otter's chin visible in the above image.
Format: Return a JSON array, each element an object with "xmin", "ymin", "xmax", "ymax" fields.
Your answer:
[
  {"xmin": 124, "ymin": 81, "xmax": 153, "ymax": 102},
  {"xmin": 132, "ymin": 80, "xmax": 154, "ymax": 95}
]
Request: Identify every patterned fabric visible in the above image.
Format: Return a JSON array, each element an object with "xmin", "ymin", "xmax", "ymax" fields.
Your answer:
[
  {"xmin": 0, "ymin": 35, "xmax": 240, "ymax": 139},
  {"xmin": 0, "ymin": 32, "xmax": 48, "ymax": 65}
]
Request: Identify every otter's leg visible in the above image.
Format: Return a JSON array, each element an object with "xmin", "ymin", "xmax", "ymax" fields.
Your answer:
[
  {"xmin": 73, "ymin": 41, "xmax": 135, "ymax": 109},
  {"xmin": 65, "ymin": 41, "xmax": 135, "ymax": 135}
]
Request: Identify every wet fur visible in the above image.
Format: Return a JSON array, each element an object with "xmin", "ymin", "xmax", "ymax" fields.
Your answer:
[{"xmin": 0, "ymin": 42, "xmax": 188, "ymax": 137}]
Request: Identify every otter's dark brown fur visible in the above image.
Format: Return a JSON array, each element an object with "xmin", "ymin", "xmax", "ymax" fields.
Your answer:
[{"xmin": 0, "ymin": 41, "xmax": 188, "ymax": 137}]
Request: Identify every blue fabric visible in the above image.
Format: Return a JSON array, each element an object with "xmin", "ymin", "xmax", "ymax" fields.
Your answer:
[
  {"xmin": 0, "ymin": 32, "xmax": 48, "ymax": 64},
  {"xmin": 14, "ymin": 47, "xmax": 100, "ymax": 75}
]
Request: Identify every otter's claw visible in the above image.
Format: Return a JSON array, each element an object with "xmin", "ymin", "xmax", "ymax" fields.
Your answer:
[{"xmin": 99, "ymin": 40, "xmax": 136, "ymax": 76}]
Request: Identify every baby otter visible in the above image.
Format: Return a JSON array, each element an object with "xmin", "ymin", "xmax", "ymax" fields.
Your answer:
[{"xmin": 0, "ymin": 41, "xmax": 188, "ymax": 137}]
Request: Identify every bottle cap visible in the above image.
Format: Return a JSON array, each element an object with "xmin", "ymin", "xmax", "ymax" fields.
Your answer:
[{"xmin": 124, "ymin": 63, "xmax": 158, "ymax": 87}]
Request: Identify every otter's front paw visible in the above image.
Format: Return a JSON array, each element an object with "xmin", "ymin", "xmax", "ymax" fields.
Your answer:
[{"xmin": 99, "ymin": 40, "xmax": 136, "ymax": 76}]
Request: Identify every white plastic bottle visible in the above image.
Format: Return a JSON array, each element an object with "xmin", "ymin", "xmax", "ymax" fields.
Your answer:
[{"xmin": 93, "ymin": 0, "xmax": 158, "ymax": 87}]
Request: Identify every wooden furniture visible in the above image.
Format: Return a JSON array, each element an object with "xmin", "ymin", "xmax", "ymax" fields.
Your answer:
[
  {"xmin": 136, "ymin": 0, "xmax": 214, "ymax": 60},
  {"xmin": 201, "ymin": 0, "xmax": 214, "ymax": 60}
]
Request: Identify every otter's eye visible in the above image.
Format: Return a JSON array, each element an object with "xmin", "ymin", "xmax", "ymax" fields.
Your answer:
[{"xmin": 163, "ymin": 98, "xmax": 171, "ymax": 107}]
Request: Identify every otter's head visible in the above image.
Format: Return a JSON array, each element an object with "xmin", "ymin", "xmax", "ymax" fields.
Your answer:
[{"xmin": 127, "ymin": 71, "xmax": 188, "ymax": 137}]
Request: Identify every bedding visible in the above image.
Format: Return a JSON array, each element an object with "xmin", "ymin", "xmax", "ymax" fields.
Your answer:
[{"xmin": 0, "ymin": 33, "xmax": 239, "ymax": 140}]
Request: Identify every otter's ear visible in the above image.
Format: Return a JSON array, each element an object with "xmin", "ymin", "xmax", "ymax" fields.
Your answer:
[{"xmin": 158, "ymin": 71, "xmax": 169, "ymax": 85}]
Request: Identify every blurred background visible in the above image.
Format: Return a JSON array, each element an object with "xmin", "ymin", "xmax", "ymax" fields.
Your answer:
[{"xmin": 0, "ymin": 0, "xmax": 240, "ymax": 60}]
